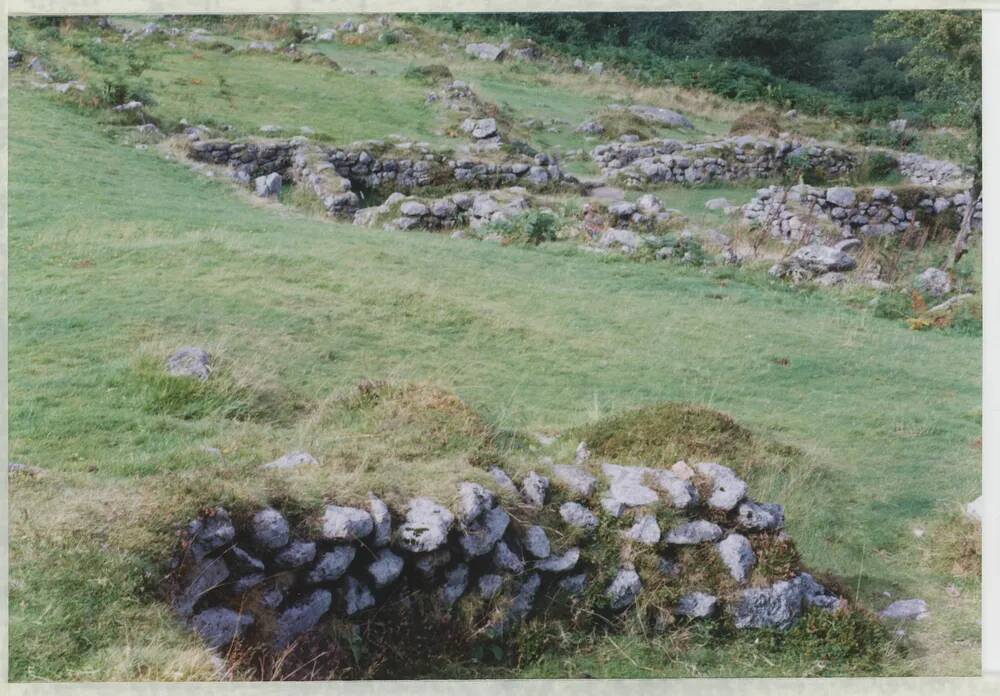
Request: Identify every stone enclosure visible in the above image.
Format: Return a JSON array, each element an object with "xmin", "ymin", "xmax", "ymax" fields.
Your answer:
[{"xmin": 170, "ymin": 450, "xmax": 846, "ymax": 658}]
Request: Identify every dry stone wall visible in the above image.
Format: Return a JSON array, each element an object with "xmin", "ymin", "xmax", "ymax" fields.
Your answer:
[
  {"xmin": 186, "ymin": 136, "xmax": 567, "ymax": 217},
  {"xmin": 592, "ymin": 136, "xmax": 859, "ymax": 187},
  {"xmin": 743, "ymin": 184, "xmax": 982, "ymax": 241},
  {"xmin": 170, "ymin": 453, "xmax": 845, "ymax": 657}
]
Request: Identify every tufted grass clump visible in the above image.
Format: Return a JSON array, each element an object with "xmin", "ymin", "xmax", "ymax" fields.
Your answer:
[
  {"xmin": 126, "ymin": 355, "xmax": 307, "ymax": 425},
  {"xmin": 576, "ymin": 402, "xmax": 801, "ymax": 479},
  {"xmin": 488, "ymin": 210, "xmax": 564, "ymax": 246},
  {"xmin": 402, "ymin": 63, "xmax": 454, "ymax": 84}
]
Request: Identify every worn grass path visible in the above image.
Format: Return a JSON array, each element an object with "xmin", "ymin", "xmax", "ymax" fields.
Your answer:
[{"xmin": 7, "ymin": 86, "xmax": 981, "ymax": 678}]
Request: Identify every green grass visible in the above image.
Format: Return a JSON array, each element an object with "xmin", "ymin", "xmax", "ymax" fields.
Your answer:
[{"xmin": 7, "ymin": 21, "xmax": 981, "ymax": 680}]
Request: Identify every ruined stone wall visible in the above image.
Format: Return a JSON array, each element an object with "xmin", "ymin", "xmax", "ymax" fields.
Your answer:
[
  {"xmin": 170, "ymin": 452, "xmax": 844, "ymax": 656},
  {"xmin": 592, "ymin": 136, "xmax": 859, "ymax": 187},
  {"xmin": 742, "ymin": 184, "xmax": 983, "ymax": 241},
  {"xmin": 186, "ymin": 137, "xmax": 567, "ymax": 216}
]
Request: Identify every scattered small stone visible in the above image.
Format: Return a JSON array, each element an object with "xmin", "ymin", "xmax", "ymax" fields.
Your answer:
[
  {"xmin": 558, "ymin": 573, "xmax": 588, "ymax": 596},
  {"xmin": 880, "ymin": 599, "xmax": 930, "ymax": 621},
  {"xmin": 167, "ymin": 347, "xmax": 212, "ymax": 380},
  {"xmin": 965, "ymin": 496, "xmax": 983, "ymax": 522},
  {"xmin": 262, "ymin": 451, "xmax": 317, "ymax": 470}
]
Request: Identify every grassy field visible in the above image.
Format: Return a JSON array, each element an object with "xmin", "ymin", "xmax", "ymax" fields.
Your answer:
[{"xmin": 7, "ymin": 16, "xmax": 982, "ymax": 681}]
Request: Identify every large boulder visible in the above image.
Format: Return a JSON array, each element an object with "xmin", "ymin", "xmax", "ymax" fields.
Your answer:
[
  {"xmin": 825, "ymin": 187, "xmax": 857, "ymax": 208},
  {"xmin": 461, "ymin": 117, "xmax": 499, "ymax": 140},
  {"xmin": 628, "ymin": 105, "xmax": 694, "ymax": 129},
  {"xmin": 731, "ymin": 578, "xmax": 805, "ymax": 630},
  {"xmin": 255, "ymin": 173, "xmax": 282, "ymax": 197},
  {"xmin": 771, "ymin": 245, "xmax": 857, "ymax": 279},
  {"xmin": 915, "ymin": 267, "xmax": 952, "ymax": 297},
  {"xmin": 465, "ymin": 42, "xmax": 505, "ymax": 61}
]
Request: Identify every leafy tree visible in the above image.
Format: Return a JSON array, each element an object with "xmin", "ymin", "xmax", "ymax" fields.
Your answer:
[{"xmin": 874, "ymin": 11, "xmax": 981, "ymax": 268}]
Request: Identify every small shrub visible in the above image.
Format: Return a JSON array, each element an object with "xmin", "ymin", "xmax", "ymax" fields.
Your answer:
[
  {"xmin": 854, "ymin": 126, "xmax": 915, "ymax": 150},
  {"xmin": 871, "ymin": 292, "xmax": 911, "ymax": 320},
  {"xmin": 379, "ymin": 31, "xmax": 400, "ymax": 45},
  {"xmin": 488, "ymin": 210, "xmax": 562, "ymax": 246},
  {"xmin": 852, "ymin": 151, "xmax": 900, "ymax": 184}
]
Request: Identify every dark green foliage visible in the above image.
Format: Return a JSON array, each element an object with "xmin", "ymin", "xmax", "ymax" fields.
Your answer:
[
  {"xmin": 872, "ymin": 292, "xmax": 913, "ymax": 320},
  {"xmin": 488, "ymin": 210, "xmax": 562, "ymax": 246},
  {"xmin": 413, "ymin": 11, "xmax": 949, "ymax": 123},
  {"xmin": 854, "ymin": 126, "xmax": 916, "ymax": 150}
]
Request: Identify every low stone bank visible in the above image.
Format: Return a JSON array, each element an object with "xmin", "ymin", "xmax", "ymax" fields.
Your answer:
[{"xmin": 169, "ymin": 452, "xmax": 846, "ymax": 659}]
